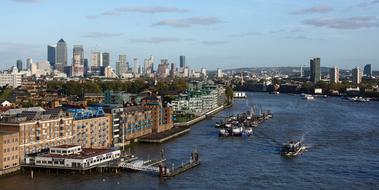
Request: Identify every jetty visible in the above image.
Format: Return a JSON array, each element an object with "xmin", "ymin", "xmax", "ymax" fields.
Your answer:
[{"xmin": 159, "ymin": 151, "xmax": 200, "ymax": 178}]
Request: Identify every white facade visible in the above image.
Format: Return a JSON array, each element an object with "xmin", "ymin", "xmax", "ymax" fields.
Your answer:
[
  {"xmin": 171, "ymin": 100, "xmax": 189, "ymax": 112},
  {"xmin": 33, "ymin": 145, "xmax": 121, "ymax": 169},
  {"xmin": 37, "ymin": 61, "xmax": 52, "ymax": 76},
  {"xmin": 0, "ymin": 73, "xmax": 22, "ymax": 88},
  {"xmin": 217, "ymin": 68, "xmax": 223, "ymax": 78},
  {"xmin": 91, "ymin": 52, "xmax": 103, "ymax": 67}
]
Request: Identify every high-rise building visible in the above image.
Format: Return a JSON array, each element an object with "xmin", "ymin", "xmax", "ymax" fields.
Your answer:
[
  {"xmin": 83, "ymin": 59, "xmax": 89, "ymax": 76},
  {"xmin": 216, "ymin": 68, "xmax": 223, "ymax": 78},
  {"xmin": 144, "ymin": 56, "xmax": 154, "ymax": 74},
  {"xmin": 91, "ymin": 52, "xmax": 102, "ymax": 68},
  {"xmin": 180, "ymin": 56, "xmax": 185, "ymax": 68},
  {"xmin": 72, "ymin": 45, "xmax": 84, "ymax": 65},
  {"xmin": 16, "ymin": 59, "xmax": 23, "ymax": 71},
  {"xmin": 56, "ymin": 39, "xmax": 67, "ymax": 70},
  {"xmin": 310, "ymin": 58, "xmax": 321, "ymax": 83},
  {"xmin": 47, "ymin": 45, "xmax": 56, "ymax": 68},
  {"xmin": 329, "ymin": 66, "xmax": 339, "ymax": 84},
  {"xmin": 363, "ymin": 64, "xmax": 372, "ymax": 78},
  {"xmin": 157, "ymin": 61, "xmax": 170, "ymax": 78},
  {"xmin": 170, "ymin": 63, "xmax": 176, "ymax": 78},
  {"xmin": 102, "ymin": 52, "xmax": 110, "ymax": 67},
  {"xmin": 72, "ymin": 45, "xmax": 84, "ymax": 77},
  {"xmin": 352, "ymin": 67, "xmax": 362, "ymax": 84},
  {"xmin": 132, "ymin": 58, "xmax": 139, "ymax": 74},
  {"xmin": 201, "ymin": 68, "xmax": 207, "ymax": 78},
  {"xmin": 116, "ymin": 62, "xmax": 127, "ymax": 77},
  {"xmin": 26, "ymin": 58, "xmax": 32, "ymax": 71}
]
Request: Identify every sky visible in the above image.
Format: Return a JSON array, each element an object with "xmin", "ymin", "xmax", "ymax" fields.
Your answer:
[{"xmin": 0, "ymin": 0, "xmax": 379, "ymax": 70}]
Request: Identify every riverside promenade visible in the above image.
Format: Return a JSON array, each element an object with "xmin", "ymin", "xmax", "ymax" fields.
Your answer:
[{"xmin": 139, "ymin": 104, "xmax": 231, "ymax": 143}]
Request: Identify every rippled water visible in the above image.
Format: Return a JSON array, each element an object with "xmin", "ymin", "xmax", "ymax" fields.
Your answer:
[{"xmin": 1, "ymin": 93, "xmax": 379, "ymax": 190}]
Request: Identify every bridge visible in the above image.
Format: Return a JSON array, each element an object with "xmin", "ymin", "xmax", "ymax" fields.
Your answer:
[{"xmin": 119, "ymin": 159, "xmax": 166, "ymax": 173}]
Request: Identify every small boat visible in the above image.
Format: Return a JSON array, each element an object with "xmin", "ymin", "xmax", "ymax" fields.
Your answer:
[
  {"xmin": 281, "ymin": 141, "xmax": 306, "ymax": 157},
  {"xmin": 243, "ymin": 128, "xmax": 253, "ymax": 136},
  {"xmin": 349, "ymin": 96, "xmax": 370, "ymax": 102},
  {"xmin": 219, "ymin": 129, "xmax": 230, "ymax": 137},
  {"xmin": 302, "ymin": 95, "xmax": 314, "ymax": 100},
  {"xmin": 232, "ymin": 127, "xmax": 243, "ymax": 136}
]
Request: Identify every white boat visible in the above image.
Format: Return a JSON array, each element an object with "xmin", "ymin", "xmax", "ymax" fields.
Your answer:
[{"xmin": 302, "ymin": 94, "xmax": 314, "ymax": 100}]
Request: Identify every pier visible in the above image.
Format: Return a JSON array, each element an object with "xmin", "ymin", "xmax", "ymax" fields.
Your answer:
[{"xmin": 159, "ymin": 151, "xmax": 200, "ymax": 178}]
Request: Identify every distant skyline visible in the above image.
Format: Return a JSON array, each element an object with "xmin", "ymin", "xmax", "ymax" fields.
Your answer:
[{"xmin": 0, "ymin": 0, "xmax": 378, "ymax": 70}]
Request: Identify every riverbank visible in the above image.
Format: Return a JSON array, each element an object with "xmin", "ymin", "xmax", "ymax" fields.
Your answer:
[
  {"xmin": 175, "ymin": 104, "xmax": 231, "ymax": 127},
  {"xmin": 139, "ymin": 104, "xmax": 232, "ymax": 143}
]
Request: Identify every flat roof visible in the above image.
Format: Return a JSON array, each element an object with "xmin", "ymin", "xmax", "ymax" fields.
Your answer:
[
  {"xmin": 39, "ymin": 148, "xmax": 117, "ymax": 159},
  {"xmin": 51, "ymin": 145, "xmax": 80, "ymax": 149}
]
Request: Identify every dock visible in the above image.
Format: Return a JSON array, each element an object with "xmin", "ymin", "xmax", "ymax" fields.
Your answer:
[{"xmin": 159, "ymin": 151, "xmax": 200, "ymax": 178}]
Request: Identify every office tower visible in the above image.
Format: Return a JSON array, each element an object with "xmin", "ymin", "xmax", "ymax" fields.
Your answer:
[
  {"xmin": 329, "ymin": 66, "xmax": 339, "ymax": 83},
  {"xmin": 170, "ymin": 63, "xmax": 176, "ymax": 78},
  {"xmin": 16, "ymin": 59, "xmax": 23, "ymax": 71},
  {"xmin": 352, "ymin": 67, "xmax": 362, "ymax": 84},
  {"xmin": 144, "ymin": 56, "xmax": 154, "ymax": 74},
  {"xmin": 83, "ymin": 59, "xmax": 89, "ymax": 76},
  {"xmin": 47, "ymin": 45, "xmax": 56, "ymax": 68},
  {"xmin": 116, "ymin": 61, "xmax": 127, "ymax": 77},
  {"xmin": 201, "ymin": 68, "xmax": 207, "ymax": 78},
  {"xmin": 180, "ymin": 56, "xmax": 185, "ymax": 68},
  {"xmin": 72, "ymin": 45, "xmax": 84, "ymax": 65},
  {"xmin": 363, "ymin": 64, "xmax": 372, "ymax": 78},
  {"xmin": 119, "ymin": 54, "xmax": 128, "ymax": 70},
  {"xmin": 217, "ymin": 68, "xmax": 223, "ymax": 78},
  {"xmin": 133, "ymin": 58, "xmax": 139, "ymax": 74},
  {"xmin": 91, "ymin": 52, "xmax": 102, "ymax": 67},
  {"xmin": 183, "ymin": 67, "xmax": 189, "ymax": 77},
  {"xmin": 56, "ymin": 38, "xmax": 67, "ymax": 67},
  {"xmin": 102, "ymin": 52, "xmax": 110, "ymax": 67},
  {"xmin": 157, "ymin": 61, "xmax": 170, "ymax": 78},
  {"xmin": 310, "ymin": 58, "xmax": 321, "ymax": 83},
  {"xmin": 26, "ymin": 58, "xmax": 33, "ymax": 71},
  {"xmin": 72, "ymin": 45, "xmax": 84, "ymax": 77}
]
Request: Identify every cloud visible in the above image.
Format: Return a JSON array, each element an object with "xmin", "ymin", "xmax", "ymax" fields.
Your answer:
[
  {"xmin": 101, "ymin": 11, "xmax": 121, "ymax": 16},
  {"xmin": 286, "ymin": 35, "xmax": 310, "ymax": 40},
  {"xmin": 201, "ymin": 40, "xmax": 228, "ymax": 45},
  {"xmin": 356, "ymin": 0, "xmax": 379, "ymax": 8},
  {"xmin": 303, "ymin": 16, "xmax": 379, "ymax": 29},
  {"xmin": 230, "ymin": 32, "xmax": 262, "ymax": 37},
  {"xmin": 86, "ymin": 6, "xmax": 190, "ymax": 19},
  {"xmin": 153, "ymin": 17, "xmax": 223, "ymax": 28},
  {"xmin": 82, "ymin": 32, "xmax": 123, "ymax": 38},
  {"xmin": 130, "ymin": 37, "xmax": 181, "ymax": 44},
  {"xmin": 11, "ymin": 0, "xmax": 38, "ymax": 2},
  {"xmin": 115, "ymin": 6, "xmax": 190, "ymax": 14},
  {"xmin": 291, "ymin": 5, "xmax": 333, "ymax": 15}
]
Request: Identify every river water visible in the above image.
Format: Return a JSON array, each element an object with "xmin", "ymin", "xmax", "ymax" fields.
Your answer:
[{"xmin": 1, "ymin": 92, "xmax": 379, "ymax": 190}]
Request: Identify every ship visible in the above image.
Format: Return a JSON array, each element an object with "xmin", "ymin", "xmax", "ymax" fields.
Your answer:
[
  {"xmin": 219, "ymin": 126, "xmax": 253, "ymax": 137},
  {"xmin": 281, "ymin": 141, "xmax": 306, "ymax": 157}
]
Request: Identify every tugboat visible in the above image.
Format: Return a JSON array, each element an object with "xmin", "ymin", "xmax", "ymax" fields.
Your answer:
[{"xmin": 281, "ymin": 141, "xmax": 306, "ymax": 157}]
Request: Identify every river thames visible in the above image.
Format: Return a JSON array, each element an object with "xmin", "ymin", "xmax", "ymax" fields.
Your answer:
[{"xmin": 1, "ymin": 92, "xmax": 378, "ymax": 190}]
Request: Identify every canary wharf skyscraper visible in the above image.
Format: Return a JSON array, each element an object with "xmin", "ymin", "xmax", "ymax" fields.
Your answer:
[{"xmin": 56, "ymin": 38, "xmax": 67, "ymax": 72}]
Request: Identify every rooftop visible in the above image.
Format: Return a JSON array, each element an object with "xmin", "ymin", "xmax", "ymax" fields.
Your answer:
[
  {"xmin": 39, "ymin": 148, "xmax": 115, "ymax": 159},
  {"xmin": 51, "ymin": 145, "xmax": 80, "ymax": 149}
]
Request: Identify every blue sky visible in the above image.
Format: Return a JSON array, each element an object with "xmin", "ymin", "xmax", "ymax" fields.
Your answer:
[{"xmin": 0, "ymin": 0, "xmax": 378, "ymax": 70}]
